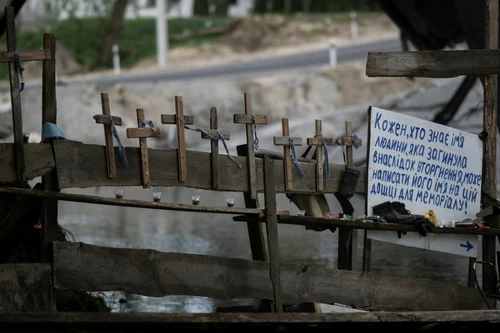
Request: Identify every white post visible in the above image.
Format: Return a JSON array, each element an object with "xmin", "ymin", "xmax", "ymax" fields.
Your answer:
[
  {"xmin": 329, "ymin": 39, "xmax": 337, "ymax": 67},
  {"xmin": 350, "ymin": 11, "xmax": 359, "ymax": 40},
  {"xmin": 112, "ymin": 44, "xmax": 121, "ymax": 75},
  {"xmin": 156, "ymin": 0, "xmax": 167, "ymax": 69}
]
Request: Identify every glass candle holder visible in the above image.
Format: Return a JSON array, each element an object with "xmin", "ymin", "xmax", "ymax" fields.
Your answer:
[
  {"xmin": 115, "ymin": 189, "xmax": 124, "ymax": 199},
  {"xmin": 226, "ymin": 198, "xmax": 235, "ymax": 207},
  {"xmin": 153, "ymin": 192, "xmax": 162, "ymax": 202},
  {"xmin": 192, "ymin": 195, "xmax": 201, "ymax": 205}
]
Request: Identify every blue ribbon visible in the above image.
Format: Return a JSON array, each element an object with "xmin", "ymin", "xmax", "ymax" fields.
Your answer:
[
  {"xmin": 109, "ymin": 119, "xmax": 128, "ymax": 166},
  {"xmin": 321, "ymin": 138, "xmax": 330, "ymax": 182},
  {"xmin": 13, "ymin": 50, "xmax": 25, "ymax": 92},
  {"xmin": 139, "ymin": 120, "xmax": 156, "ymax": 131},
  {"xmin": 288, "ymin": 137, "xmax": 305, "ymax": 177},
  {"xmin": 252, "ymin": 115, "xmax": 259, "ymax": 152},
  {"xmin": 351, "ymin": 134, "xmax": 360, "ymax": 149}
]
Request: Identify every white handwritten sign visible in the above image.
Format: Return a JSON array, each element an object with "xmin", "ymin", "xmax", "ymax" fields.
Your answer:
[{"xmin": 365, "ymin": 106, "xmax": 483, "ymax": 257}]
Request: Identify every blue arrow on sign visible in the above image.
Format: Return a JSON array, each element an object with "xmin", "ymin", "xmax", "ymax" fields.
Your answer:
[{"xmin": 460, "ymin": 240, "xmax": 474, "ymax": 252}]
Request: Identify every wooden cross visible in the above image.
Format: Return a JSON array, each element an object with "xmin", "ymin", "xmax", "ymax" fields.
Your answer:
[
  {"xmin": 336, "ymin": 121, "xmax": 362, "ymax": 168},
  {"xmin": 366, "ymin": 0, "xmax": 498, "ymax": 307},
  {"xmin": 160, "ymin": 96, "xmax": 193, "ymax": 182},
  {"xmin": 126, "ymin": 108, "xmax": 160, "ymax": 188},
  {"xmin": 233, "ymin": 92, "xmax": 268, "ymax": 200},
  {"xmin": 273, "ymin": 118, "xmax": 302, "ymax": 191},
  {"xmin": 93, "ymin": 93, "xmax": 123, "ymax": 178},
  {"xmin": 200, "ymin": 107, "xmax": 231, "ymax": 189},
  {"xmin": 306, "ymin": 119, "xmax": 334, "ymax": 192}
]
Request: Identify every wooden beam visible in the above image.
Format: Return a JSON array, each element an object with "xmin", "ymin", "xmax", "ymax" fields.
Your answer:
[
  {"xmin": 52, "ymin": 141, "xmax": 367, "ymax": 194},
  {"xmin": 6, "ymin": 6, "xmax": 24, "ymax": 183},
  {"xmin": 202, "ymin": 107, "xmax": 220, "ymax": 189},
  {"xmin": 263, "ymin": 155, "xmax": 283, "ymax": 312},
  {"xmin": 366, "ymin": 49, "xmax": 500, "ymax": 78},
  {"xmin": 306, "ymin": 120, "xmax": 334, "ymax": 192},
  {"xmin": 0, "ymin": 144, "xmax": 55, "ymax": 182},
  {"xmin": 233, "ymin": 215, "xmax": 500, "ymax": 236},
  {"xmin": 175, "ymin": 96, "xmax": 188, "ymax": 182},
  {"xmin": 482, "ymin": 0, "xmax": 498, "ymax": 309},
  {"xmin": 0, "ymin": 264, "xmax": 54, "ymax": 312},
  {"xmin": 2, "ymin": 311, "xmax": 500, "ymax": 328},
  {"xmin": 274, "ymin": 118, "xmax": 303, "ymax": 191},
  {"xmin": 0, "ymin": 49, "xmax": 51, "ymax": 62},
  {"xmin": 53, "ymin": 241, "xmax": 487, "ymax": 311},
  {"xmin": 0, "ymin": 186, "xmax": 290, "ymax": 217}
]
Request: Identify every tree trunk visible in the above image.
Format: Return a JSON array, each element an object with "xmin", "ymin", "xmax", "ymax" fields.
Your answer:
[{"xmin": 99, "ymin": 0, "xmax": 129, "ymax": 66}]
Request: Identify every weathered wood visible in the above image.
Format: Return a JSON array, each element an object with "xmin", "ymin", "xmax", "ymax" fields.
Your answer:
[
  {"xmin": 6, "ymin": 6, "xmax": 24, "ymax": 183},
  {"xmin": 0, "ymin": 264, "xmax": 54, "ymax": 312},
  {"xmin": 274, "ymin": 119, "xmax": 300, "ymax": 191},
  {"xmin": 176, "ymin": 96, "xmax": 188, "ymax": 182},
  {"xmin": 95, "ymin": 93, "xmax": 120, "ymax": 178},
  {"xmin": 52, "ymin": 141, "xmax": 367, "ymax": 194},
  {"xmin": 0, "ymin": 49, "xmax": 51, "ymax": 63},
  {"xmin": 161, "ymin": 114, "xmax": 194, "ymax": 125},
  {"xmin": 0, "ymin": 144, "xmax": 54, "ymax": 182},
  {"xmin": 233, "ymin": 215, "xmax": 500, "ymax": 236},
  {"xmin": 201, "ymin": 129, "xmax": 230, "ymax": 140},
  {"xmin": 366, "ymin": 49, "xmax": 500, "ymax": 78},
  {"xmin": 208, "ymin": 107, "xmax": 219, "ymax": 189},
  {"xmin": 53, "ymin": 241, "xmax": 487, "ymax": 311},
  {"xmin": 41, "ymin": 32, "xmax": 58, "ymax": 275},
  {"xmin": 336, "ymin": 136, "xmax": 362, "ymax": 147},
  {"xmin": 237, "ymin": 144, "xmax": 316, "ymax": 164},
  {"xmin": 306, "ymin": 120, "xmax": 333, "ymax": 192},
  {"xmin": 0, "ymin": 186, "xmax": 290, "ymax": 217},
  {"xmin": 273, "ymin": 137, "xmax": 303, "ymax": 146},
  {"xmin": 93, "ymin": 115, "xmax": 123, "ymax": 126},
  {"xmin": 3, "ymin": 310, "xmax": 500, "ymax": 326},
  {"xmin": 482, "ymin": 0, "xmax": 498, "ymax": 309},
  {"xmin": 263, "ymin": 155, "xmax": 283, "ymax": 312},
  {"xmin": 233, "ymin": 114, "xmax": 268, "ymax": 124},
  {"xmin": 126, "ymin": 109, "xmax": 160, "ymax": 188}
]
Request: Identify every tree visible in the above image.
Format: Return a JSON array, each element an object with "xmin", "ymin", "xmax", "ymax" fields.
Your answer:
[
  {"xmin": 99, "ymin": 0, "xmax": 129, "ymax": 66},
  {"xmin": 193, "ymin": 0, "xmax": 210, "ymax": 16}
]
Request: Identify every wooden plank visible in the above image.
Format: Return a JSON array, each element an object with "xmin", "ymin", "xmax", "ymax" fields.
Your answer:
[
  {"xmin": 482, "ymin": 0, "xmax": 498, "ymax": 309},
  {"xmin": 161, "ymin": 114, "xmax": 194, "ymax": 125},
  {"xmin": 201, "ymin": 129, "xmax": 230, "ymax": 140},
  {"xmin": 41, "ymin": 33, "xmax": 58, "ymax": 274},
  {"xmin": 175, "ymin": 96, "xmax": 188, "ymax": 182},
  {"xmin": 336, "ymin": 136, "xmax": 362, "ymax": 147},
  {"xmin": 209, "ymin": 107, "xmax": 219, "ymax": 189},
  {"xmin": 306, "ymin": 120, "xmax": 334, "ymax": 192},
  {"xmin": 366, "ymin": 49, "xmax": 500, "ymax": 78},
  {"xmin": 6, "ymin": 6, "xmax": 24, "ymax": 183},
  {"xmin": 2, "ymin": 310, "xmax": 500, "ymax": 326},
  {"xmin": 233, "ymin": 114, "xmax": 268, "ymax": 124},
  {"xmin": 0, "ymin": 264, "xmax": 54, "ymax": 312},
  {"xmin": 52, "ymin": 141, "xmax": 367, "ymax": 193},
  {"xmin": 93, "ymin": 114, "xmax": 123, "ymax": 126},
  {"xmin": 273, "ymin": 136, "xmax": 303, "ymax": 146},
  {"xmin": 263, "ymin": 155, "xmax": 283, "ymax": 312},
  {"xmin": 241, "ymin": 92, "xmax": 258, "ymax": 200},
  {"xmin": 0, "ymin": 186, "xmax": 289, "ymax": 217},
  {"xmin": 126, "ymin": 127, "xmax": 161, "ymax": 138},
  {"xmin": 0, "ymin": 143, "xmax": 55, "ymax": 182},
  {"xmin": 53, "ymin": 241, "xmax": 487, "ymax": 311},
  {"xmin": 97, "ymin": 93, "xmax": 117, "ymax": 178},
  {"xmin": 0, "ymin": 49, "xmax": 51, "ymax": 63}
]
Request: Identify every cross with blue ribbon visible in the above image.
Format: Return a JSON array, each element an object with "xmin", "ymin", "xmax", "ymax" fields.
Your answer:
[
  {"xmin": 306, "ymin": 119, "xmax": 334, "ymax": 192},
  {"xmin": 273, "ymin": 118, "xmax": 304, "ymax": 191}
]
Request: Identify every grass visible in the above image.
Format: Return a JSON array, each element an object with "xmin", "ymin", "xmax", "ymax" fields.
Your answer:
[{"xmin": 0, "ymin": 16, "xmax": 234, "ymax": 79}]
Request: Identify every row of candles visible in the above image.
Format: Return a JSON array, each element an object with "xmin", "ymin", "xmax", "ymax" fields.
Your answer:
[{"xmin": 114, "ymin": 189, "xmax": 236, "ymax": 207}]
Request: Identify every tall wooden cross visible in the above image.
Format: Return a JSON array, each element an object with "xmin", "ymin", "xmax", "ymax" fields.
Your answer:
[
  {"xmin": 93, "ymin": 93, "xmax": 123, "ymax": 178},
  {"xmin": 273, "ymin": 118, "xmax": 303, "ymax": 191},
  {"xmin": 306, "ymin": 119, "xmax": 334, "ymax": 192},
  {"xmin": 126, "ymin": 108, "xmax": 160, "ymax": 188},
  {"xmin": 366, "ymin": 0, "xmax": 499, "ymax": 308}
]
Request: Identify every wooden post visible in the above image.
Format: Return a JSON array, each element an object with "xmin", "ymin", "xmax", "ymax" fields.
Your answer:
[
  {"xmin": 200, "ymin": 107, "xmax": 230, "ymax": 189},
  {"xmin": 482, "ymin": 0, "xmax": 498, "ymax": 309},
  {"xmin": 126, "ymin": 109, "xmax": 160, "ymax": 188},
  {"xmin": 273, "ymin": 118, "xmax": 302, "ymax": 191},
  {"xmin": 5, "ymin": 6, "xmax": 24, "ymax": 183},
  {"xmin": 306, "ymin": 119, "xmax": 334, "ymax": 192},
  {"xmin": 93, "ymin": 93, "xmax": 123, "ymax": 178},
  {"xmin": 233, "ymin": 93, "xmax": 268, "ymax": 200},
  {"xmin": 263, "ymin": 155, "xmax": 283, "ymax": 313}
]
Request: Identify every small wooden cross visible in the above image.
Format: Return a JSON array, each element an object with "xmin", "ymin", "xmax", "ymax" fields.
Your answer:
[
  {"xmin": 160, "ymin": 96, "xmax": 193, "ymax": 182},
  {"xmin": 93, "ymin": 93, "xmax": 123, "ymax": 178},
  {"xmin": 126, "ymin": 108, "xmax": 160, "ymax": 188},
  {"xmin": 200, "ymin": 107, "xmax": 231, "ymax": 189},
  {"xmin": 233, "ymin": 92, "xmax": 268, "ymax": 200},
  {"xmin": 335, "ymin": 121, "xmax": 362, "ymax": 168},
  {"xmin": 307, "ymin": 119, "xmax": 334, "ymax": 192},
  {"xmin": 273, "ymin": 118, "xmax": 302, "ymax": 191}
]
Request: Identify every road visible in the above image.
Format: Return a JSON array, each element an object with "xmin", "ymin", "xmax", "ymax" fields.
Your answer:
[{"xmin": 60, "ymin": 37, "xmax": 402, "ymax": 86}]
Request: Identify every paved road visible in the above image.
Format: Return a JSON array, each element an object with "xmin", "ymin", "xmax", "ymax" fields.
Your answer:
[{"xmin": 60, "ymin": 37, "xmax": 402, "ymax": 86}]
